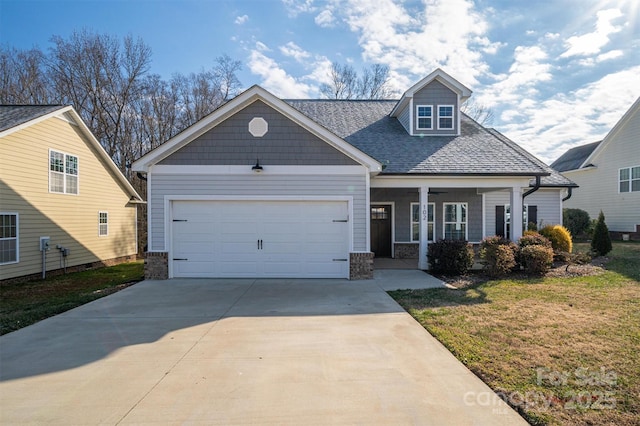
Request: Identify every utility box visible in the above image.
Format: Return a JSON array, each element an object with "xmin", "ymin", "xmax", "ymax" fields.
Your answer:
[
  {"xmin": 62, "ymin": 248, "xmax": 70, "ymax": 257},
  {"xmin": 40, "ymin": 237, "xmax": 50, "ymax": 251}
]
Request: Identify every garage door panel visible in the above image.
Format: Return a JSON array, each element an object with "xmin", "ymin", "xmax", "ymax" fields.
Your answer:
[{"xmin": 171, "ymin": 200, "xmax": 349, "ymax": 278}]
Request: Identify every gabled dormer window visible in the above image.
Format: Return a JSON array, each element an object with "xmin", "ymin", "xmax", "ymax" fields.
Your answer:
[
  {"xmin": 438, "ymin": 105, "xmax": 454, "ymax": 130},
  {"xmin": 416, "ymin": 105, "xmax": 433, "ymax": 130}
]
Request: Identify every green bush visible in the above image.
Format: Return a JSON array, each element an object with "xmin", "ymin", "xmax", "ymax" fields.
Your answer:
[
  {"xmin": 519, "ymin": 245, "xmax": 554, "ymax": 275},
  {"xmin": 563, "ymin": 208, "xmax": 591, "ymax": 237},
  {"xmin": 591, "ymin": 211, "xmax": 612, "ymax": 256},
  {"xmin": 428, "ymin": 239, "xmax": 474, "ymax": 275},
  {"xmin": 539, "ymin": 225, "xmax": 573, "ymax": 253},
  {"xmin": 480, "ymin": 236, "xmax": 517, "ymax": 277}
]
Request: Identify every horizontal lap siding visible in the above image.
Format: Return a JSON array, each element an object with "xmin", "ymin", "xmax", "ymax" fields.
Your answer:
[
  {"xmin": 413, "ymin": 81, "xmax": 459, "ymax": 136},
  {"xmin": 149, "ymin": 173, "xmax": 367, "ymax": 252},
  {"xmin": 0, "ymin": 118, "xmax": 137, "ymax": 280},
  {"xmin": 484, "ymin": 189, "xmax": 562, "ymax": 236}
]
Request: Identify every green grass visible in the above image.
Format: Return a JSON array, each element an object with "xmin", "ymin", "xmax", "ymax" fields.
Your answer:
[
  {"xmin": 390, "ymin": 242, "xmax": 640, "ymax": 425},
  {"xmin": 0, "ymin": 261, "xmax": 144, "ymax": 335}
]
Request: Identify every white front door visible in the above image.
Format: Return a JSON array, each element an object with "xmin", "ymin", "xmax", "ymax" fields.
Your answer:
[{"xmin": 171, "ymin": 200, "xmax": 349, "ymax": 278}]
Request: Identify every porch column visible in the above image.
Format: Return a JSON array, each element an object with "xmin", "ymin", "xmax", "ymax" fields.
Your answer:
[
  {"xmin": 510, "ymin": 185, "xmax": 524, "ymax": 241},
  {"xmin": 419, "ymin": 186, "xmax": 429, "ymax": 270}
]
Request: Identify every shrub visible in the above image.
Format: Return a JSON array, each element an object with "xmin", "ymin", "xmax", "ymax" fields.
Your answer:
[
  {"xmin": 480, "ymin": 236, "xmax": 517, "ymax": 277},
  {"xmin": 520, "ymin": 245, "xmax": 554, "ymax": 275},
  {"xmin": 591, "ymin": 211, "xmax": 612, "ymax": 256},
  {"xmin": 518, "ymin": 232, "xmax": 552, "ymax": 249},
  {"xmin": 539, "ymin": 225, "xmax": 573, "ymax": 253},
  {"xmin": 428, "ymin": 239, "xmax": 474, "ymax": 275},
  {"xmin": 563, "ymin": 208, "xmax": 591, "ymax": 237}
]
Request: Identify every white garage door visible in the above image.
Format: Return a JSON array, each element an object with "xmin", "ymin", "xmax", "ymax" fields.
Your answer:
[{"xmin": 171, "ymin": 200, "xmax": 350, "ymax": 278}]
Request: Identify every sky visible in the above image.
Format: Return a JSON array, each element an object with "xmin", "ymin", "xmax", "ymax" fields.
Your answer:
[{"xmin": 1, "ymin": 0, "xmax": 639, "ymax": 164}]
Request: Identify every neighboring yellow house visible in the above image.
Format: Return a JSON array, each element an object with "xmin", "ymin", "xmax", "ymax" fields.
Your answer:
[{"xmin": 0, "ymin": 105, "xmax": 144, "ymax": 281}]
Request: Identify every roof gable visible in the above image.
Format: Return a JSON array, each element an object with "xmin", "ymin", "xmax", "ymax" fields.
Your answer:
[
  {"xmin": 390, "ymin": 68, "xmax": 472, "ymax": 118},
  {"xmin": 583, "ymin": 96, "xmax": 640, "ymax": 167},
  {"xmin": 0, "ymin": 105, "xmax": 143, "ymax": 202},
  {"xmin": 551, "ymin": 141, "xmax": 601, "ymax": 172},
  {"xmin": 132, "ymin": 85, "xmax": 382, "ymax": 173}
]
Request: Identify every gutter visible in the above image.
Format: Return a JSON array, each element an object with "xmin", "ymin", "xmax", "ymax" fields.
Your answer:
[{"xmin": 522, "ymin": 176, "xmax": 541, "ymax": 200}]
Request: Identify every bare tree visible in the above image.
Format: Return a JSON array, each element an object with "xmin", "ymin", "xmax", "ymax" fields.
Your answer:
[
  {"xmin": 0, "ymin": 46, "xmax": 52, "ymax": 104},
  {"xmin": 320, "ymin": 62, "xmax": 392, "ymax": 100},
  {"xmin": 461, "ymin": 99, "xmax": 495, "ymax": 126},
  {"xmin": 47, "ymin": 30, "xmax": 152, "ymax": 172},
  {"xmin": 214, "ymin": 54, "xmax": 242, "ymax": 102}
]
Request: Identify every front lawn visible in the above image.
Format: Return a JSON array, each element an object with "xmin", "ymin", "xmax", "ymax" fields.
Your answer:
[
  {"xmin": 0, "ymin": 261, "xmax": 144, "ymax": 335},
  {"xmin": 390, "ymin": 242, "xmax": 640, "ymax": 425}
]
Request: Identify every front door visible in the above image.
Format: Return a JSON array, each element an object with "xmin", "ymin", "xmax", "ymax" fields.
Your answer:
[{"xmin": 370, "ymin": 205, "xmax": 392, "ymax": 257}]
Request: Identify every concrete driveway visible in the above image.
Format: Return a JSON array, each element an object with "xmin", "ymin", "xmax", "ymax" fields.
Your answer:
[{"xmin": 0, "ymin": 273, "xmax": 526, "ymax": 425}]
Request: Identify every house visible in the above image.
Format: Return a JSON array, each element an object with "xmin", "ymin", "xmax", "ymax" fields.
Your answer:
[
  {"xmin": 0, "ymin": 105, "xmax": 144, "ymax": 281},
  {"xmin": 132, "ymin": 69, "xmax": 575, "ymax": 280},
  {"xmin": 552, "ymin": 97, "xmax": 640, "ymax": 239}
]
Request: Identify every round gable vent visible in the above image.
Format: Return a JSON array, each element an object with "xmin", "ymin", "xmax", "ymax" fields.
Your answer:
[{"xmin": 249, "ymin": 117, "xmax": 268, "ymax": 137}]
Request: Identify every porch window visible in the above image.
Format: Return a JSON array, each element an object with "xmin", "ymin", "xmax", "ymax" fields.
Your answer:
[
  {"xmin": 443, "ymin": 203, "xmax": 467, "ymax": 240},
  {"xmin": 505, "ymin": 204, "xmax": 528, "ymax": 239},
  {"xmin": 411, "ymin": 202, "xmax": 434, "ymax": 242},
  {"xmin": 416, "ymin": 105, "xmax": 433, "ymax": 130}
]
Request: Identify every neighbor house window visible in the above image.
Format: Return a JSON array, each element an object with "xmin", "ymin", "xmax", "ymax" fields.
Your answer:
[
  {"xmin": 438, "ymin": 105, "xmax": 454, "ymax": 130},
  {"xmin": 0, "ymin": 213, "xmax": 18, "ymax": 264},
  {"xmin": 98, "ymin": 212, "xmax": 108, "ymax": 236},
  {"xmin": 619, "ymin": 166, "xmax": 640, "ymax": 192},
  {"xmin": 444, "ymin": 203, "xmax": 467, "ymax": 240},
  {"xmin": 49, "ymin": 149, "xmax": 78, "ymax": 194},
  {"xmin": 416, "ymin": 105, "xmax": 433, "ymax": 130},
  {"xmin": 411, "ymin": 203, "xmax": 434, "ymax": 242}
]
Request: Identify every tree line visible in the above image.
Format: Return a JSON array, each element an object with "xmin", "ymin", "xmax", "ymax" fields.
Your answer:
[{"xmin": 1, "ymin": 29, "xmax": 492, "ymax": 181}]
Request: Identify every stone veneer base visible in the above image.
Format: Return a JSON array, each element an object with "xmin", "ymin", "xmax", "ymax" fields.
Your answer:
[{"xmin": 349, "ymin": 252, "xmax": 374, "ymax": 280}]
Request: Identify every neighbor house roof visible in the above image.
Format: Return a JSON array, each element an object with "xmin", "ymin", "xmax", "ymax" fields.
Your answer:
[
  {"xmin": 0, "ymin": 105, "xmax": 67, "ymax": 133},
  {"xmin": 287, "ymin": 100, "xmax": 570, "ymax": 185},
  {"xmin": 0, "ymin": 104, "xmax": 144, "ymax": 202},
  {"xmin": 550, "ymin": 140, "xmax": 601, "ymax": 172}
]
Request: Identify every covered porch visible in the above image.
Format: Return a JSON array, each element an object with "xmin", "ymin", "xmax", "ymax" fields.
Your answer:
[{"xmin": 369, "ymin": 176, "xmax": 534, "ymax": 270}]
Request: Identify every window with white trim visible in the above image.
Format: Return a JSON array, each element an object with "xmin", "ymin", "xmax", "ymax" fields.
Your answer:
[
  {"xmin": 411, "ymin": 203, "xmax": 434, "ymax": 242},
  {"xmin": 619, "ymin": 166, "xmax": 640, "ymax": 192},
  {"xmin": 99, "ymin": 212, "xmax": 108, "ymax": 236},
  {"xmin": 443, "ymin": 203, "xmax": 467, "ymax": 240},
  {"xmin": 50, "ymin": 149, "xmax": 78, "ymax": 194},
  {"xmin": 438, "ymin": 105, "xmax": 454, "ymax": 130},
  {"xmin": 416, "ymin": 105, "xmax": 433, "ymax": 130},
  {"xmin": 0, "ymin": 213, "xmax": 18, "ymax": 264}
]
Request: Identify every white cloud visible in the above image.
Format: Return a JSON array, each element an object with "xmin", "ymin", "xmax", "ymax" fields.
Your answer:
[
  {"xmin": 281, "ymin": 0, "xmax": 316, "ymax": 17},
  {"xmin": 248, "ymin": 45, "xmax": 313, "ymax": 98},
  {"xmin": 315, "ymin": 9, "xmax": 335, "ymax": 27},
  {"xmin": 596, "ymin": 49, "xmax": 624, "ymax": 62},
  {"xmin": 476, "ymin": 45, "xmax": 552, "ymax": 109},
  {"xmin": 498, "ymin": 66, "xmax": 640, "ymax": 164},
  {"xmin": 335, "ymin": 0, "xmax": 494, "ymax": 92},
  {"xmin": 279, "ymin": 41, "xmax": 311, "ymax": 62},
  {"xmin": 235, "ymin": 15, "xmax": 249, "ymax": 25},
  {"xmin": 560, "ymin": 8, "xmax": 623, "ymax": 58}
]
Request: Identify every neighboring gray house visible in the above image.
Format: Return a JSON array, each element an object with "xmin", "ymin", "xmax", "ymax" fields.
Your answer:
[
  {"xmin": 133, "ymin": 69, "xmax": 575, "ymax": 280},
  {"xmin": 552, "ymin": 97, "xmax": 640, "ymax": 238}
]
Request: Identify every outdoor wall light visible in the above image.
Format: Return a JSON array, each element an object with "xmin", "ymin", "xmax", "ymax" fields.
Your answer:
[{"xmin": 252, "ymin": 159, "xmax": 263, "ymax": 173}]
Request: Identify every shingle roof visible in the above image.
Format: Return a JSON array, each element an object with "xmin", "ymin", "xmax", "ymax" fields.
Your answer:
[
  {"xmin": 0, "ymin": 105, "xmax": 66, "ymax": 133},
  {"xmin": 286, "ymin": 100, "xmax": 567, "ymax": 183},
  {"xmin": 550, "ymin": 141, "xmax": 601, "ymax": 172}
]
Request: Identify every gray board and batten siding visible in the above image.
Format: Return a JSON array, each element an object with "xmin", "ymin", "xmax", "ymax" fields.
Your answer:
[{"xmin": 159, "ymin": 100, "xmax": 358, "ymax": 166}]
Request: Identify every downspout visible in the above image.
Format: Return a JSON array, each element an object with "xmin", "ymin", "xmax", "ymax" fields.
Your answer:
[
  {"xmin": 137, "ymin": 172, "xmax": 147, "ymax": 181},
  {"xmin": 522, "ymin": 175, "xmax": 541, "ymax": 200},
  {"xmin": 562, "ymin": 187, "xmax": 573, "ymax": 202}
]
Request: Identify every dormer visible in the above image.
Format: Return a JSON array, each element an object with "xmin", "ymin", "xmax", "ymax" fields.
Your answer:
[{"xmin": 390, "ymin": 68, "xmax": 472, "ymax": 137}]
